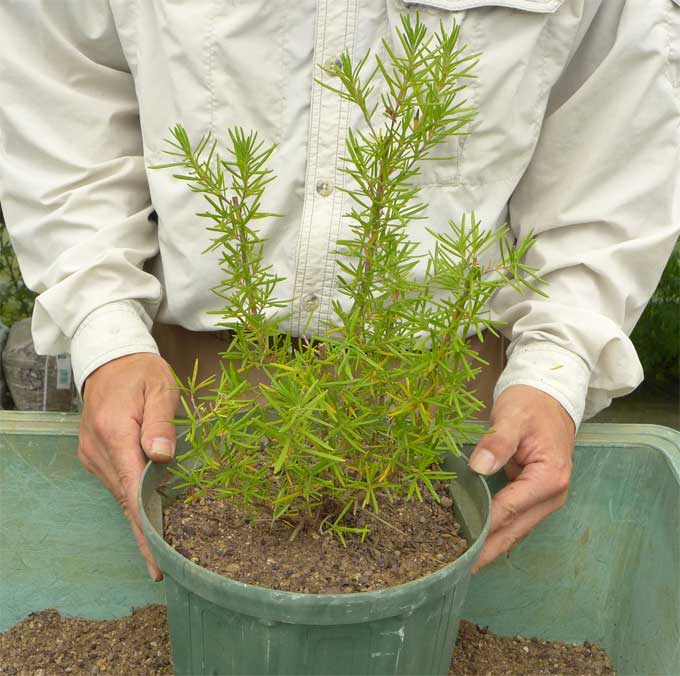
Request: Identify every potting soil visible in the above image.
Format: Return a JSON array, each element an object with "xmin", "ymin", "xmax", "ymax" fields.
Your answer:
[
  {"xmin": 0, "ymin": 605, "xmax": 616, "ymax": 675},
  {"xmin": 163, "ymin": 483, "xmax": 469, "ymax": 593}
]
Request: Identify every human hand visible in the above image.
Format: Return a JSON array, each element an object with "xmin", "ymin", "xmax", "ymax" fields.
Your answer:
[
  {"xmin": 78, "ymin": 353, "xmax": 180, "ymax": 580},
  {"xmin": 468, "ymin": 385, "xmax": 575, "ymax": 573}
]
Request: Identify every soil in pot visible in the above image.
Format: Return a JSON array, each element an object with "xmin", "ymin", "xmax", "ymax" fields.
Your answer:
[
  {"xmin": 162, "ymin": 482, "xmax": 468, "ymax": 594},
  {"xmin": 0, "ymin": 606, "xmax": 616, "ymax": 675}
]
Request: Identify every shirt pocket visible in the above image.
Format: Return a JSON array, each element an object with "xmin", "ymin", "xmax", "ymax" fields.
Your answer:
[
  {"xmin": 385, "ymin": 0, "xmax": 567, "ymax": 186},
  {"xmin": 209, "ymin": 1, "xmax": 289, "ymax": 146},
  {"xmin": 133, "ymin": 1, "xmax": 288, "ymax": 164}
]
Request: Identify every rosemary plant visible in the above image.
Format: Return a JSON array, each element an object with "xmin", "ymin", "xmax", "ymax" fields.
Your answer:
[{"xmin": 157, "ymin": 15, "xmax": 543, "ymax": 543}]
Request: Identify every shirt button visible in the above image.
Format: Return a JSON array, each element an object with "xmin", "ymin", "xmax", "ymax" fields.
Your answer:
[
  {"xmin": 302, "ymin": 294, "xmax": 319, "ymax": 311},
  {"xmin": 316, "ymin": 180, "xmax": 334, "ymax": 197}
]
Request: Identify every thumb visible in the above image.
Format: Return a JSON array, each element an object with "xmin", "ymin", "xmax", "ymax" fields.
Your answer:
[
  {"xmin": 469, "ymin": 417, "xmax": 521, "ymax": 476},
  {"xmin": 140, "ymin": 386, "xmax": 179, "ymax": 463}
]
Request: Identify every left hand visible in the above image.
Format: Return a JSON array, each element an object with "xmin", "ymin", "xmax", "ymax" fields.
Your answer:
[{"xmin": 468, "ymin": 385, "xmax": 576, "ymax": 573}]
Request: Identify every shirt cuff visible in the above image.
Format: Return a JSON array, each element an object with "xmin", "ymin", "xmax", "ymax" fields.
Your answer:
[
  {"xmin": 70, "ymin": 299, "xmax": 160, "ymax": 398},
  {"xmin": 493, "ymin": 339, "xmax": 591, "ymax": 429}
]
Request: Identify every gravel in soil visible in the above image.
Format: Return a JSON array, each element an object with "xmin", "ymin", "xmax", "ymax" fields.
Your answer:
[
  {"xmin": 0, "ymin": 606, "xmax": 170, "ymax": 676},
  {"xmin": 0, "ymin": 606, "xmax": 616, "ymax": 675},
  {"xmin": 163, "ymin": 485, "xmax": 468, "ymax": 594},
  {"xmin": 450, "ymin": 621, "xmax": 616, "ymax": 675}
]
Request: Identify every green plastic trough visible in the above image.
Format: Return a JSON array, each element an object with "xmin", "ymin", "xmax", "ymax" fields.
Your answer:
[{"xmin": 1, "ymin": 411, "xmax": 679, "ymax": 675}]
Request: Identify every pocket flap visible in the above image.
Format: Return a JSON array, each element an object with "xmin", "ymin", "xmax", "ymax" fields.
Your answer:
[{"xmin": 402, "ymin": 0, "xmax": 566, "ymax": 12}]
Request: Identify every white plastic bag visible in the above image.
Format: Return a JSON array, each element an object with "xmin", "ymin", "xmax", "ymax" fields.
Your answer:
[{"xmin": 1, "ymin": 318, "xmax": 77, "ymax": 411}]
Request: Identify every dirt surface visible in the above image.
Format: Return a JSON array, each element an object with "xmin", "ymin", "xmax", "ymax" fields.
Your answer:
[
  {"xmin": 450, "ymin": 621, "xmax": 615, "ymax": 676},
  {"xmin": 0, "ymin": 606, "xmax": 170, "ymax": 676},
  {"xmin": 163, "ymin": 485, "xmax": 469, "ymax": 593},
  {"xmin": 0, "ymin": 606, "xmax": 616, "ymax": 675}
]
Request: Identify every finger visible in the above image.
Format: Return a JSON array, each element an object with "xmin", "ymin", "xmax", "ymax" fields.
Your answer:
[
  {"xmin": 488, "ymin": 460, "xmax": 569, "ymax": 536},
  {"xmin": 140, "ymin": 376, "xmax": 180, "ymax": 463},
  {"xmin": 94, "ymin": 418, "xmax": 163, "ymax": 581},
  {"xmin": 78, "ymin": 415, "xmax": 104, "ymax": 476},
  {"xmin": 469, "ymin": 417, "xmax": 522, "ymax": 476},
  {"xmin": 78, "ymin": 429, "xmax": 127, "ymax": 499},
  {"xmin": 79, "ymin": 432, "xmax": 161, "ymax": 580},
  {"xmin": 504, "ymin": 457, "xmax": 522, "ymax": 481},
  {"xmin": 113, "ymin": 469, "xmax": 163, "ymax": 582},
  {"xmin": 473, "ymin": 495, "xmax": 564, "ymax": 573},
  {"xmin": 77, "ymin": 438, "xmax": 101, "ymax": 477},
  {"xmin": 128, "ymin": 501, "xmax": 163, "ymax": 582},
  {"xmin": 472, "ymin": 460, "xmax": 571, "ymax": 573},
  {"xmin": 109, "ymin": 434, "xmax": 163, "ymax": 581}
]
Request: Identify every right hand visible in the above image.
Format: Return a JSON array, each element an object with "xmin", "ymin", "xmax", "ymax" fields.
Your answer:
[{"xmin": 78, "ymin": 353, "xmax": 180, "ymax": 580}]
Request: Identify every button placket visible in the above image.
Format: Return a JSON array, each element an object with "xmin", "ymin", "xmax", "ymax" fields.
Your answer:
[{"xmin": 291, "ymin": 1, "xmax": 358, "ymax": 335}]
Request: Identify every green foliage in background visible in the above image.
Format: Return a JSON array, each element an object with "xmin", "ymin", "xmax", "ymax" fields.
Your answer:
[
  {"xmin": 157, "ymin": 16, "xmax": 543, "ymax": 542},
  {"xmin": 631, "ymin": 240, "xmax": 680, "ymax": 392},
  {"xmin": 0, "ymin": 210, "xmax": 36, "ymax": 327}
]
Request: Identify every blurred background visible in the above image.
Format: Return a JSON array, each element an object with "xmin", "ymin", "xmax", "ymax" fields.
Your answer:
[{"xmin": 1, "ymin": 205, "xmax": 677, "ymax": 428}]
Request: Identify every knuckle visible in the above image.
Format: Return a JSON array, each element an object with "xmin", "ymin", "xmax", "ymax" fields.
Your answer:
[
  {"xmin": 498, "ymin": 501, "xmax": 519, "ymax": 528},
  {"xmin": 487, "ymin": 431, "xmax": 513, "ymax": 449},
  {"xmin": 117, "ymin": 469, "xmax": 136, "ymax": 495},
  {"xmin": 554, "ymin": 492, "xmax": 569, "ymax": 510},
  {"xmin": 77, "ymin": 445, "xmax": 94, "ymax": 473},
  {"xmin": 148, "ymin": 366, "xmax": 179, "ymax": 391},
  {"xmin": 116, "ymin": 493, "xmax": 131, "ymax": 519},
  {"xmin": 499, "ymin": 532, "xmax": 521, "ymax": 554},
  {"xmin": 477, "ymin": 439, "xmax": 505, "ymax": 461},
  {"xmin": 544, "ymin": 465, "xmax": 571, "ymax": 510},
  {"xmin": 553, "ymin": 465, "xmax": 573, "ymax": 495},
  {"xmin": 91, "ymin": 413, "xmax": 115, "ymax": 440},
  {"xmin": 554, "ymin": 482, "xmax": 570, "ymax": 508},
  {"xmin": 114, "ymin": 476, "xmax": 137, "ymax": 513}
]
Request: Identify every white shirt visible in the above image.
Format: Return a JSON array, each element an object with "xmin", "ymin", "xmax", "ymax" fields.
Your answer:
[{"xmin": 1, "ymin": 0, "xmax": 678, "ymax": 427}]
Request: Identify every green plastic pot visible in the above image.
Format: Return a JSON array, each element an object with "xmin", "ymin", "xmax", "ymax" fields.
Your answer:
[{"xmin": 139, "ymin": 453, "xmax": 491, "ymax": 676}]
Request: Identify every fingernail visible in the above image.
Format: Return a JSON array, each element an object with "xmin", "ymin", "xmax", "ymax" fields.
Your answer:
[
  {"xmin": 147, "ymin": 561, "xmax": 162, "ymax": 582},
  {"xmin": 469, "ymin": 448, "xmax": 499, "ymax": 475},
  {"xmin": 150, "ymin": 437, "xmax": 173, "ymax": 458}
]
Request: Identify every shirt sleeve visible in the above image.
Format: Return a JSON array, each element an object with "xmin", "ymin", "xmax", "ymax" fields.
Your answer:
[
  {"xmin": 491, "ymin": 0, "xmax": 680, "ymax": 428},
  {"xmin": 0, "ymin": 1, "xmax": 161, "ymax": 397}
]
